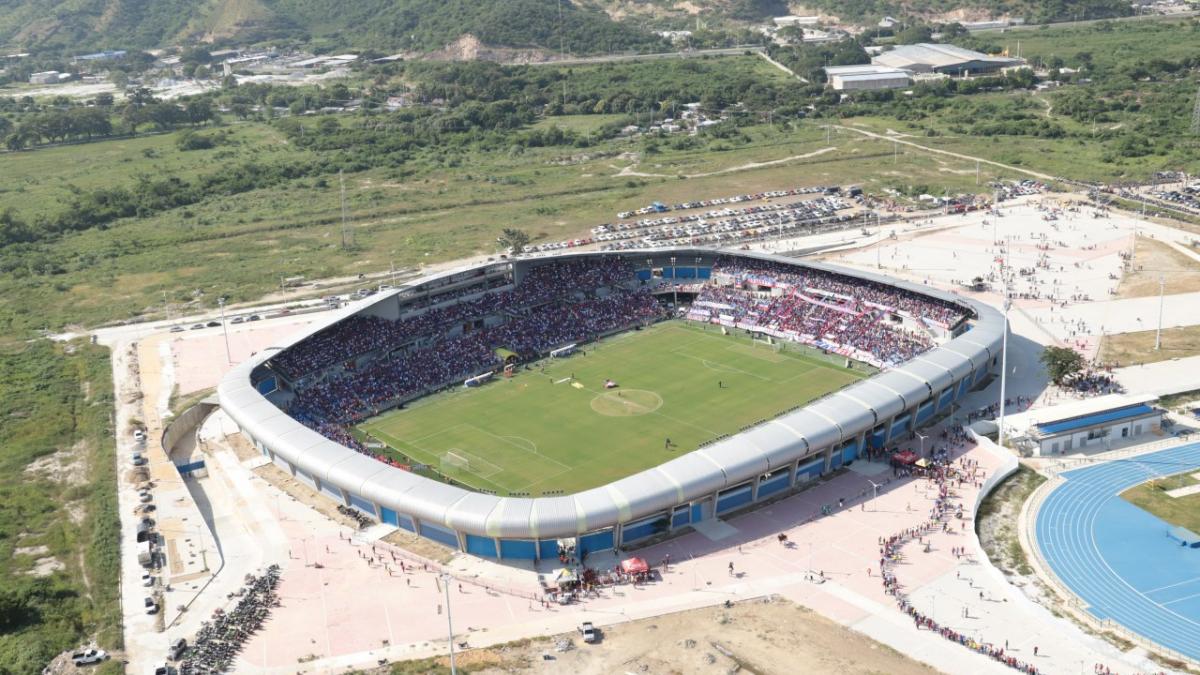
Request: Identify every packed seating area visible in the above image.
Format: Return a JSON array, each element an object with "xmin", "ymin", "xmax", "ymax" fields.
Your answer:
[
  {"xmin": 273, "ymin": 258, "xmax": 636, "ymax": 380},
  {"xmin": 280, "ymin": 258, "xmax": 664, "ymax": 456},
  {"xmin": 685, "ymin": 258, "xmax": 967, "ymax": 368}
]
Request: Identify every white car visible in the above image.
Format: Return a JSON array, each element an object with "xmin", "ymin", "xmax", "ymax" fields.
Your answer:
[
  {"xmin": 133, "ymin": 429, "xmax": 147, "ymax": 442},
  {"xmin": 141, "ymin": 572, "xmax": 154, "ymax": 587},
  {"xmin": 72, "ymin": 649, "xmax": 109, "ymax": 665}
]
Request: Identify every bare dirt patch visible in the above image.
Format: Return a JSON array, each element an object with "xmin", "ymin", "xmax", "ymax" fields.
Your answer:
[
  {"xmin": 24, "ymin": 439, "xmax": 91, "ymax": 488},
  {"xmin": 27, "ymin": 557, "xmax": 66, "ymax": 577},
  {"xmin": 382, "ymin": 596, "xmax": 937, "ymax": 675},
  {"xmin": 1119, "ymin": 237, "xmax": 1200, "ymax": 299}
]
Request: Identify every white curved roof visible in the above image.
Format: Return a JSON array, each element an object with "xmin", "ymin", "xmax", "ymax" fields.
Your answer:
[{"xmin": 219, "ymin": 248, "xmax": 1004, "ymax": 540}]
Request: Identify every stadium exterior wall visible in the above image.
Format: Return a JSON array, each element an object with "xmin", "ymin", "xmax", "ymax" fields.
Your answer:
[{"xmin": 218, "ymin": 248, "xmax": 1005, "ymax": 560}]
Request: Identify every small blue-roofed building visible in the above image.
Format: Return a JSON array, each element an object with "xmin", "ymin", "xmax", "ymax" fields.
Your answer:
[{"xmin": 1011, "ymin": 393, "xmax": 1164, "ymax": 456}]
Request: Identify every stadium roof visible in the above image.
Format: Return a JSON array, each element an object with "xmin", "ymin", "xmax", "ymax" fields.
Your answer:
[
  {"xmin": 219, "ymin": 249, "xmax": 1005, "ymax": 541},
  {"xmin": 873, "ymin": 43, "xmax": 1021, "ymax": 71}
]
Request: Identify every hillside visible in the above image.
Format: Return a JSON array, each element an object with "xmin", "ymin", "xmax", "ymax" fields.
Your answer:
[
  {"xmin": 0, "ymin": 0, "xmax": 1141, "ymax": 55},
  {"xmin": 0, "ymin": 0, "xmax": 666, "ymax": 54}
]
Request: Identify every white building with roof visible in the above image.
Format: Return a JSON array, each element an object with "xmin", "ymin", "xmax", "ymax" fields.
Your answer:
[
  {"xmin": 873, "ymin": 43, "xmax": 1022, "ymax": 75},
  {"xmin": 824, "ymin": 64, "xmax": 911, "ymax": 91},
  {"xmin": 1005, "ymin": 393, "xmax": 1165, "ymax": 456}
]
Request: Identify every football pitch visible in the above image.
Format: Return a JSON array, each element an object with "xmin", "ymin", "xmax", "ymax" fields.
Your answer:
[{"xmin": 358, "ymin": 321, "xmax": 869, "ymax": 496}]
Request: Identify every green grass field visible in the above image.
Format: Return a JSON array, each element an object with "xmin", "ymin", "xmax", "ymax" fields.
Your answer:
[
  {"xmin": 1120, "ymin": 471, "xmax": 1200, "ymax": 534},
  {"xmin": 358, "ymin": 321, "xmax": 868, "ymax": 495}
]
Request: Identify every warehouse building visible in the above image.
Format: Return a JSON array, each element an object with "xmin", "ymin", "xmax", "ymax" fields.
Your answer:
[
  {"xmin": 824, "ymin": 64, "xmax": 911, "ymax": 91},
  {"xmin": 873, "ymin": 43, "xmax": 1022, "ymax": 75}
]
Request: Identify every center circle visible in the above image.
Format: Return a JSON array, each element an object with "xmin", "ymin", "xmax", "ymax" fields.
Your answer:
[{"xmin": 590, "ymin": 389, "xmax": 663, "ymax": 417}]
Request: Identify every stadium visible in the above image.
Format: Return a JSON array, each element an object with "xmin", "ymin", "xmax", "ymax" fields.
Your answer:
[{"xmin": 217, "ymin": 248, "xmax": 1005, "ymax": 561}]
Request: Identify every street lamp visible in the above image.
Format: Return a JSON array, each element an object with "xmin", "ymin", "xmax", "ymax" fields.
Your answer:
[
  {"xmin": 442, "ymin": 573, "xmax": 457, "ymax": 675},
  {"xmin": 867, "ymin": 479, "xmax": 882, "ymax": 511},
  {"xmin": 915, "ymin": 431, "xmax": 928, "ymax": 457},
  {"xmin": 217, "ymin": 297, "xmax": 232, "ymax": 364}
]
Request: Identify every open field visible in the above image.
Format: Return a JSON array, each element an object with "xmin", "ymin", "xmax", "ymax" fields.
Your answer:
[
  {"xmin": 0, "ymin": 121, "xmax": 1007, "ymax": 337},
  {"xmin": 1120, "ymin": 471, "xmax": 1200, "ymax": 534},
  {"xmin": 1098, "ymin": 325, "xmax": 1200, "ymax": 366},
  {"xmin": 1119, "ymin": 237, "xmax": 1200, "ymax": 299},
  {"xmin": 359, "ymin": 320, "xmax": 866, "ymax": 495},
  {"xmin": 381, "ymin": 597, "xmax": 938, "ymax": 675}
]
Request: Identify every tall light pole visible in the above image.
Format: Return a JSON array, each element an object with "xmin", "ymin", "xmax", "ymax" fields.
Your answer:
[
  {"xmin": 442, "ymin": 573, "xmax": 457, "ymax": 675},
  {"xmin": 1155, "ymin": 275, "xmax": 1165, "ymax": 350},
  {"xmin": 218, "ymin": 297, "xmax": 232, "ymax": 364},
  {"xmin": 915, "ymin": 431, "xmax": 928, "ymax": 457},
  {"xmin": 997, "ymin": 287, "xmax": 1011, "ymax": 448},
  {"xmin": 670, "ymin": 256, "xmax": 678, "ymax": 306}
]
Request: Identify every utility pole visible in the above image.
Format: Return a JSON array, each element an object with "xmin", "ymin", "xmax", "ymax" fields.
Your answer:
[
  {"xmin": 442, "ymin": 573, "xmax": 457, "ymax": 675},
  {"xmin": 339, "ymin": 169, "xmax": 350, "ymax": 250},
  {"xmin": 218, "ymin": 297, "xmax": 232, "ymax": 364},
  {"xmin": 1192, "ymin": 84, "xmax": 1200, "ymax": 135},
  {"xmin": 997, "ymin": 267, "xmax": 1010, "ymax": 448},
  {"xmin": 1155, "ymin": 275, "xmax": 1165, "ymax": 350}
]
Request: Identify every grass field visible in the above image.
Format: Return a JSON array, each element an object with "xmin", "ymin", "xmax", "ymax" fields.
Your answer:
[
  {"xmin": 1121, "ymin": 470, "xmax": 1200, "ymax": 534},
  {"xmin": 359, "ymin": 321, "xmax": 867, "ymax": 495}
]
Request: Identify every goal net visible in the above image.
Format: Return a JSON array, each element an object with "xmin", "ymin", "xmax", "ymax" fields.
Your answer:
[
  {"xmin": 441, "ymin": 451, "xmax": 471, "ymax": 473},
  {"xmin": 550, "ymin": 343, "xmax": 578, "ymax": 358}
]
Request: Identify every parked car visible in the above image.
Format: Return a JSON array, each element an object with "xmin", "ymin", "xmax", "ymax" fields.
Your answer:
[
  {"xmin": 169, "ymin": 326, "xmax": 184, "ymax": 333},
  {"xmin": 168, "ymin": 637, "xmax": 187, "ymax": 660},
  {"xmin": 141, "ymin": 572, "xmax": 154, "ymax": 587},
  {"xmin": 579, "ymin": 621, "xmax": 598, "ymax": 643},
  {"xmin": 133, "ymin": 429, "xmax": 146, "ymax": 442},
  {"xmin": 190, "ymin": 324, "xmax": 204, "ymax": 330},
  {"xmin": 144, "ymin": 597, "xmax": 158, "ymax": 614},
  {"xmin": 72, "ymin": 649, "xmax": 109, "ymax": 666},
  {"xmin": 139, "ymin": 492, "xmax": 153, "ymax": 504},
  {"xmin": 248, "ymin": 314, "xmax": 261, "ymax": 321},
  {"xmin": 154, "ymin": 664, "xmax": 177, "ymax": 675},
  {"xmin": 132, "ymin": 454, "xmax": 147, "ymax": 467},
  {"xmin": 230, "ymin": 316, "xmax": 244, "ymax": 324},
  {"xmin": 205, "ymin": 320, "xmax": 220, "ymax": 327}
]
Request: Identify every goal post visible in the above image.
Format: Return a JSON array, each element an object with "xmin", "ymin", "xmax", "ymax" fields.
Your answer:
[
  {"xmin": 550, "ymin": 343, "xmax": 578, "ymax": 358},
  {"xmin": 441, "ymin": 451, "xmax": 471, "ymax": 473}
]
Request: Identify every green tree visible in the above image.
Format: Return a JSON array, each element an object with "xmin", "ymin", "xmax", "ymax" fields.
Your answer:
[
  {"xmin": 1039, "ymin": 346, "xmax": 1085, "ymax": 385},
  {"xmin": 496, "ymin": 228, "xmax": 531, "ymax": 254}
]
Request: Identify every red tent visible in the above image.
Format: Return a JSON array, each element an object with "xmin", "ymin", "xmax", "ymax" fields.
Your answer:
[
  {"xmin": 892, "ymin": 450, "xmax": 919, "ymax": 465},
  {"xmin": 620, "ymin": 557, "xmax": 650, "ymax": 575}
]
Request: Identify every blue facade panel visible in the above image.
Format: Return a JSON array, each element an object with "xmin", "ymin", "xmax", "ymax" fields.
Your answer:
[
  {"xmin": 937, "ymin": 388, "xmax": 954, "ymax": 411},
  {"xmin": 318, "ymin": 479, "xmax": 342, "ymax": 502},
  {"xmin": 717, "ymin": 485, "xmax": 753, "ymax": 513},
  {"xmin": 671, "ymin": 505, "xmax": 691, "ymax": 529},
  {"xmin": 841, "ymin": 440, "xmax": 859, "ymax": 465},
  {"xmin": 916, "ymin": 401, "xmax": 935, "ymax": 425},
  {"xmin": 465, "ymin": 534, "xmax": 497, "ymax": 558},
  {"xmin": 420, "ymin": 522, "xmax": 459, "ymax": 549},
  {"xmin": 500, "ymin": 539, "xmax": 538, "ymax": 559},
  {"xmin": 578, "ymin": 529, "xmax": 614, "ymax": 558},
  {"xmin": 757, "ymin": 474, "xmax": 790, "ymax": 499},
  {"xmin": 829, "ymin": 451, "xmax": 843, "ymax": 470},
  {"xmin": 539, "ymin": 539, "xmax": 560, "ymax": 560},
  {"xmin": 870, "ymin": 428, "xmax": 887, "ymax": 449},
  {"xmin": 675, "ymin": 267, "xmax": 696, "ymax": 279},
  {"xmin": 662, "ymin": 267, "xmax": 674, "ymax": 279},
  {"xmin": 797, "ymin": 458, "xmax": 823, "ymax": 481},
  {"xmin": 397, "ymin": 514, "xmax": 415, "ymax": 532},
  {"xmin": 380, "ymin": 507, "xmax": 399, "ymax": 527},
  {"xmin": 890, "ymin": 414, "xmax": 911, "ymax": 440},
  {"xmin": 697, "ymin": 267, "xmax": 712, "ymax": 279},
  {"xmin": 348, "ymin": 492, "xmax": 375, "ymax": 515},
  {"xmin": 623, "ymin": 513, "xmax": 669, "ymax": 543},
  {"xmin": 958, "ymin": 376, "xmax": 973, "ymax": 399},
  {"xmin": 636, "ymin": 269, "xmax": 652, "ymax": 281},
  {"xmin": 691, "ymin": 503, "xmax": 703, "ymax": 524}
]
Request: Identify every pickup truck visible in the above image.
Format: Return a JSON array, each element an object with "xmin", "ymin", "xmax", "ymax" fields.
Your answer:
[{"xmin": 578, "ymin": 621, "xmax": 598, "ymax": 644}]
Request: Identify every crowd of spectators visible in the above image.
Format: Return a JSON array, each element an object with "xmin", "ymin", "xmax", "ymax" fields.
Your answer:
[
  {"xmin": 272, "ymin": 258, "xmax": 636, "ymax": 379},
  {"xmin": 1062, "ymin": 370, "xmax": 1123, "ymax": 397},
  {"xmin": 686, "ymin": 258, "xmax": 963, "ymax": 367}
]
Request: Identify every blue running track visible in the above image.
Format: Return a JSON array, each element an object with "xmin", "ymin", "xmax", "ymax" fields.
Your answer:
[{"xmin": 1035, "ymin": 443, "xmax": 1200, "ymax": 661}]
